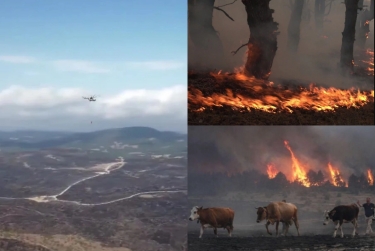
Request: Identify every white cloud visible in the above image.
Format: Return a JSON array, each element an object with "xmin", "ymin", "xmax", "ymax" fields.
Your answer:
[
  {"xmin": 0, "ymin": 56, "xmax": 36, "ymax": 64},
  {"xmin": 125, "ymin": 60, "xmax": 185, "ymax": 70},
  {"xmin": 52, "ymin": 60, "xmax": 110, "ymax": 73},
  {"xmin": 0, "ymin": 85, "xmax": 187, "ymax": 131}
]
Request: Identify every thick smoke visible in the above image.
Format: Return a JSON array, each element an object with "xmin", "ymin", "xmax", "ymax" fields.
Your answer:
[
  {"xmin": 189, "ymin": 0, "xmax": 374, "ymax": 88},
  {"xmin": 188, "ymin": 126, "xmax": 375, "ymax": 177}
]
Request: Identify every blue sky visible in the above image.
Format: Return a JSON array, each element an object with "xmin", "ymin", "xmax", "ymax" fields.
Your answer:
[
  {"xmin": 0, "ymin": 0, "xmax": 187, "ymax": 94},
  {"xmin": 0, "ymin": 0, "xmax": 187, "ymax": 132}
]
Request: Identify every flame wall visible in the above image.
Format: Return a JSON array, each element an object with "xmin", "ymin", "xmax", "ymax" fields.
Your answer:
[{"xmin": 188, "ymin": 126, "xmax": 375, "ymax": 183}]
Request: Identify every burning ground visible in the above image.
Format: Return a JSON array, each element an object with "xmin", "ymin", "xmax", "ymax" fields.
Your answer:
[
  {"xmin": 188, "ymin": 0, "xmax": 375, "ymax": 125},
  {"xmin": 188, "ymin": 126, "xmax": 375, "ymax": 250}
]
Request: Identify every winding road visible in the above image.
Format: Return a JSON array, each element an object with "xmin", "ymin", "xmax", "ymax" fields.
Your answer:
[{"xmin": 0, "ymin": 157, "xmax": 186, "ymax": 206}]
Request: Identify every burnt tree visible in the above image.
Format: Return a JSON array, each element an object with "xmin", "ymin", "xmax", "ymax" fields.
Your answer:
[
  {"xmin": 287, "ymin": 0, "xmax": 305, "ymax": 52},
  {"xmin": 340, "ymin": 0, "xmax": 360, "ymax": 73},
  {"xmin": 355, "ymin": 0, "xmax": 374, "ymax": 48},
  {"xmin": 188, "ymin": 0, "xmax": 225, "ymax": 70},
  {"xmin": 242, "ymin": 0, "xmax": 279, "ymax": 80}
]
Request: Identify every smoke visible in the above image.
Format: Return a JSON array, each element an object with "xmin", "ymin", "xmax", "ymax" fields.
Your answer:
[
  {"xmin": 188, "ymin": 126, "xmax": 375, "ymax": 177},
  {"xmin": 189, "ymin": 0, "xmax": 374, "ymax": 88}
]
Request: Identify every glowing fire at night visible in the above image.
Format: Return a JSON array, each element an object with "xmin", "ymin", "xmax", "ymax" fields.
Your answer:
[
  {"xmin": 189, "ymin": 71, "xmax": 374, "ymax": 113},
  {"xmin": 368, "ymin": 169, "xmax": 374, "ymax": 186},
  {"xmin": 267, "ymin": 164, "xmax": 278, "ymax": 179},
  {"xmin": 327, "ymin": 163, "xmax": 346, "ymax": 187},
  {"xmin": 284, "ymin": 141, "xmax": 310, "ymax": 187}
]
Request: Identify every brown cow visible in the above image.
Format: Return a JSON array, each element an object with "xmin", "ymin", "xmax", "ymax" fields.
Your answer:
[
  {"xmin": 255, "ymin": 201, "xmax": 300, "ymax": 237},
  {"xmin": 189, "ymin": 206, "xmax": 235, "ymax": 238}
]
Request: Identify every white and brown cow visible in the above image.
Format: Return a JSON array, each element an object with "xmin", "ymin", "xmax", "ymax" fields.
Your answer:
[
  {"xmin": 189, "ymin": 206, "xmax": 235, "ymax": 238},
  {"xmin": 323, "ymin": 204, "xmax": 359, "ymax": 238},
  {"xmin": 255, "ymin": 201, "xmax": 300, "ymax": 237}
]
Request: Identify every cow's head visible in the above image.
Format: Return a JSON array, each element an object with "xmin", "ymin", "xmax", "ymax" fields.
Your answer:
[
  {"xmin": 189, "ymin": 206, "xmax": 203, "ymax": 222},
  {"xmin": 323, "ymin": 209, "xmax": 336, "ymax": 225},
  {"xmin": 255, "ymin": 207, "xmax": 268, "ymax": 223}
]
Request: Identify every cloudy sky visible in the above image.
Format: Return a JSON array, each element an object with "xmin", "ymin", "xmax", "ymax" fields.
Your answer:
[{"xmin": 0, "ymin": 0, "xmax": 186, "ymax": 132}]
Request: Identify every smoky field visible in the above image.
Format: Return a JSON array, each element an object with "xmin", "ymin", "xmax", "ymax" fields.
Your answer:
[{"xmin": 188, "ymin": 192, "xmax": 375, "ymax": 251}]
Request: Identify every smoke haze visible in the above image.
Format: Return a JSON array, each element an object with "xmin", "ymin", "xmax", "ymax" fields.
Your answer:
[
  {"xmin": 189, "ymin": 126, "xmax": 375, "ymax": 177},
  {"xmin": 189, "ymin": 0, "xmax": 374, "ymax": 88}
]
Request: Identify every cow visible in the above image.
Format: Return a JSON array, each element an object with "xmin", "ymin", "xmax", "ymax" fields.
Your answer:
[
  {"xmin": 323, "ymin": 203, "xmax": 359, "ymax": 238},
  {"xmin": 255, "ymin": 201, "xmax": 300, "ymax": 237},
  {"xmin": 189, "ymin": 206, "xmax": 235, "ymax": 238}
]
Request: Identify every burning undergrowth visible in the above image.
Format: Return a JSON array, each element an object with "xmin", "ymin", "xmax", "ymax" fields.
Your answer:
[{"xmin": 188, "ymin": 49, "xmax": 374, "ymax": 125}]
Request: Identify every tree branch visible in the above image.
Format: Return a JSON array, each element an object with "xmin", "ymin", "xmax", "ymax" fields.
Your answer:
[
  {"xmin": 325, "ymin": 0, "xmax": 334, "ymax": 16},
  {"xmin": 231, "ymin": 43, "xmax": 248, "ymax": 55},
  {"xmin": 216, "ymin": 0, "xmax": 238, "ymax": 8},
  {"xmin": 214, "ymin": 6, "xmax": 235, "ymax": 21}
]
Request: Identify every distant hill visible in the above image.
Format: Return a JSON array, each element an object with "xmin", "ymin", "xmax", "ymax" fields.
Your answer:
[{"xmin": 0, "ymin": 126, "xmax": 186, "ymax": 150}]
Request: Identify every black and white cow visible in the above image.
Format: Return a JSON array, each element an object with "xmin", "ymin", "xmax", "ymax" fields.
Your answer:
[{"xmin": 323, "ymin": 204, "xmax": 359, "ymax": 238}]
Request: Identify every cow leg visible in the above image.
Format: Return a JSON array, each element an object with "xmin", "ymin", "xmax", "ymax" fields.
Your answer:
[
  {"xmin": 285, "ymin": 223, "xmax": 290, "ymax": 236},
  {"xmin": 213, "ymin": 228, "xmax": 218, "ymax": 237},
  {"xmin": 280, "ymin": 222, "xmax": 285, "ymax": 236},
  {"xmin": 351, "ymin": 220, "xmax": 357, "ymax": 237},
  {"xmin": 265, "ymin": 221, "xmax": 272, "ymax": 235},
  {"xmin": 292, "ymin": 217, "xmax": 300, "ymax": 236},
  {"xmin": 226, "ymin": 226, "xmax": 232, "ymax": 237},
  {"xmin": 333, "ymin": 221, "xmax": 340, "ymax": 238},
  {"xmin": 199, "ymin": 225, "xmax": 204, "ymax": 238},
  {"xmin": 275, "ymin": 221, "xmax": 279, "ymax": 237},
  {"xmin": 339, "ymin": 224, "xmax": 344, "ymax": 238}
]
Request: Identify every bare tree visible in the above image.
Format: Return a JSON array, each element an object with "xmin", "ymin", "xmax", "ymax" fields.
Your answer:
[
  {"xmin": 188, "ymin": 0, "xmax": 224, "ymax": 70},
  {"xmin": 239, "ymin": 0, "xmax": 279, "ymax": 80},
  {"xmin": 355, "ymin": 0, "xmax": 374, "ymax": 48},
  {"xmin": 287, "ymin": 0, "xmax": 305, "ymax": 52},
  {"xmin": 340, "ymin": 0, "xmax": 360, "ymax": 73}
]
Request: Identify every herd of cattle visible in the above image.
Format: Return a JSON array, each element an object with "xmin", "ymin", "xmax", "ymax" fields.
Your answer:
[{"xmin": 189, "ymin": 201, "xmax": 364, "ymax": 238}]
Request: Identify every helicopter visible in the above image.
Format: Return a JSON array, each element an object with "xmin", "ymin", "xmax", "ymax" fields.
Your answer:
[{"xmin": 82, "ymin": 95, "xmax": 97, "ymax": 102}]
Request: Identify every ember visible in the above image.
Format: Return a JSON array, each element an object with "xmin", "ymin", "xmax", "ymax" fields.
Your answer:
[{"xmin": 189, "ymin": 71, "xmax": 374, "ymax": 114}]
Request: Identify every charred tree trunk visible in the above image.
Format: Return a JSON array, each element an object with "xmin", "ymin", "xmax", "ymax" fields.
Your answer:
[
  {"xmin": 355, "ymin": 0, "xmax": 374, "ymax": 48},
  {"xmin": 314, "ymin": 0, "xmax": 326, "ymax": 34},
  {"xmin": 287, "ymin": 0, "xmax": 305, "ymax": 53},
  {"xmin": 340, "ymin": 0, "xmax": 360, "ymax": 73},
  {"xmin": 188, "ymin": 0, "xmax": 225, "ymax": 71},
  {"xmin": 242, "ymin": 0, "xmax": 279, "ymax": 80}
]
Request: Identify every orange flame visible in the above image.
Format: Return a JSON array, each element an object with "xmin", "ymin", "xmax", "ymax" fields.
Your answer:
[
  {"xmin": 267, "ymin": 164, "xmax": 278, "ymax": 179},
  {"xmin": 284, "ymin": 141, "xmax": 310, "ymax": 187},
  {"xmin": 189, "ymin": 72, "xmax": 374, "ymax": 113},
  {"xmin": 327, "ymin": 163, "xmax": 346, "ymax": 187},
  {"xmin": 368, "ymin": 169, "xmax": 374, "ymax": 186}
]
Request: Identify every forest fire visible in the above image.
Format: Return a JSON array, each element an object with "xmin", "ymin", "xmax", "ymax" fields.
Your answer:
[
  {"xmin": 266, "ymin": 164, "xmax": 278, "ymax": 179},
  {"xmin": 283, "ymin": 141, "xmax": 310, "ymax": 187},
  {"xmin": 188, "ymin": 71, "xmax": 374, "ymax": 114},
  {"xmin": 327, "ymin": 163, "xmax": 346, "ymax": 187},
  {"xmin": 368, "ymin": 169, "xmax": 374, "ymax": 186}
]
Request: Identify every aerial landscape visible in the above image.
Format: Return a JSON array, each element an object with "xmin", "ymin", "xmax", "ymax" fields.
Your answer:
[
  {"xmin": 0, "ymin": 0, "xmax": 187, "ymax": 250},
  {"xmin": 188, "ymin": 126, "xmax": 375, "ymax": 250},
  {"xmin": 0, "ymin": 127, "xmax": 187, "ymax": 251},
  {"xmin": 188, "ymin": 0, "xmax": 374, "ymax": 125}
]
